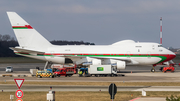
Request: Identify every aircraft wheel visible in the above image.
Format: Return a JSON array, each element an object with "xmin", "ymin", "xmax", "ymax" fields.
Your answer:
[{"xmin": 151, "ymin": 69, "xmax": 155, "ymax": 72}]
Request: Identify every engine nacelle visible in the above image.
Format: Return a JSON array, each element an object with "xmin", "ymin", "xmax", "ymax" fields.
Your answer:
[
  {"xmin": 46, "ymin": 57, "xmax": 65, "ymax": 64},
  {"xmin": 116, "ymin": 61, "xmax": 126, "ymax": 70},
  {"xmin": 92, "ymin": 59, "xmax": 101, "ymax": 65},
  {"xmin": 75, "ymin": 57, "xmax": 102, "ymax": 65}
]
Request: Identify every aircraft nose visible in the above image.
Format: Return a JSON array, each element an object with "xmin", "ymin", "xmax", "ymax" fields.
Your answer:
[{"xmin": 165, "ymin": 52, "xmax": 176, "ymax": 62}]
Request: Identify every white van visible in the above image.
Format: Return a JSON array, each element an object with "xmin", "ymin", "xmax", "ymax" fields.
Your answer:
[{"xmin": 6, "ymin": 66, "xmax": 13, "ymax": 72}]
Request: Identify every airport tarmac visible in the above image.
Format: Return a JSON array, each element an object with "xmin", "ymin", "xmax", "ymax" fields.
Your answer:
[
  {"xmin": 0, "ymin": 72, "xmax": 180, "ymax": 82},
  {"xmin": 0, "ymin": 63, "xmax": 179, "ymax": 101},
  {"xmin": 0, "ymin": 63, "xmax": 180, "ymax": 72},
  {"xmin": 1, "ymin": 84, "xmax": 180, "ymax": 92},
  {"xmin": 0, "ymin": 63, "xmax": 180, "ymax": 82}
]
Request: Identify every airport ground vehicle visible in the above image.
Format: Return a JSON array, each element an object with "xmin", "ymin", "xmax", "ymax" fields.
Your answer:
[
  {"xmin": 36, "ymin": 70, "xmax": 55, "ymax": 78},
  {"xmin": 6, "ymin": 66, "xmax": 13, "ymax": 72},
  {"xmin": 79, "ymin": 65, "xmax": 118, "ymax": 77},
  {"xmin": 51, "ymin": 64, "xmax": 77, "ymax": 73},
  {"xmin": 54, "ymin": 67, "xmax": 75, "ymax": 77},
  {"xmin": 159, "ymin": 66, "xmax": 175, "ymax": 72}
]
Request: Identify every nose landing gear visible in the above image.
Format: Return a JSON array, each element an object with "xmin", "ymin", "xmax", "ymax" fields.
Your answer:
[{"xmin": 151, "ymin": 65, "xmax": 156, "ymax": 72}]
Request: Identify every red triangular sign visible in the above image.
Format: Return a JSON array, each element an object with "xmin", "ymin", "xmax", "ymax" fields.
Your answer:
[{"xmin": 14, "ymin": 79, "xmax": 24, "ymax": 89}]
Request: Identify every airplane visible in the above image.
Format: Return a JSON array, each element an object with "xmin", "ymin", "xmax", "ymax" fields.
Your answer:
[{"xmin": 7, "ymin": 12, "xmax": 176, "ymax": 72}]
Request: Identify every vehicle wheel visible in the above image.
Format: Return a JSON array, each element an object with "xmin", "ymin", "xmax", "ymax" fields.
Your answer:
[
  {"xmin": 68, "ymin": 75, "xmax": 72, "ymax": 77},
  {"xmin": 38, "ymin": 75, "xmax": 41, "ymax": 78},
  {"xmin": 65, "ymin": 75, "xmax": 67, "ymax": 77},
  {"xmin": 95, "ymin": 74, "xmax": 98, "ymax": 77},
  {"xmin": 151, "ymin": 69, "xmax": 155, "ymax": 72},
  {"xmin": 58, "ymin": 75, "xmax": 60, "ymax": 77}
]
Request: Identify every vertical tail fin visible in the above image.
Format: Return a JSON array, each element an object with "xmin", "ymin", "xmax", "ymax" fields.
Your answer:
[{"xmin": 7, "ymin": 12, "xmax": 52, "ymax": 50}]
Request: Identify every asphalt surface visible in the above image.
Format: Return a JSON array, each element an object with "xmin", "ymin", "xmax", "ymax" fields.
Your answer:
[
  {"xmin": 1, "ymin": 84, "xmax": 180, "ymax": 92},
  {"xmin": 0, "ymin": 84, "xmax": 150, "ymax": 92},
  {"xmin": 1, "ymin": 63, "xmax": 180, "ymax": 72},
  {"xmin": 0, "ymin": 63, "xmax": 179, "ymax": 101}
]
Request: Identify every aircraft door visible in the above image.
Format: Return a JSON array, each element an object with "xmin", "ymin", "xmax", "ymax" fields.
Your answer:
[
  {"xmin": 147, "ymin": 51, "xmax": 151, "ymax": 58},
  {"xmin": 50, "ymin": 51, "xmax": 54, "ymax": 58},
  {"xmin": 127, "ymin": 51, "xmax": 131, "ymax": 58}
]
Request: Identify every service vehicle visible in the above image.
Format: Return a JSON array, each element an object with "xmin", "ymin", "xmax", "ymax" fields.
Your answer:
[
  {"xmin": 36, "ymin": 70, "xmax": 55, "ymax": 78},
  {"xmin": 51, "ymin": 64, "xmax": 77, "ymax": 73},
  {"xmin": 6, "ymin": 66, "xmax": 13, "ymax": 72},
  {"xmin": 54, "ymin": 67, "xmax": 75, "ymax": 77},
  {"xmin": 79, "ymin": 65, "xmax": 120, "ymax": 77},
  {"xmin": 159, "ymin": 66, "xmax": 175, "ymax": 72}
]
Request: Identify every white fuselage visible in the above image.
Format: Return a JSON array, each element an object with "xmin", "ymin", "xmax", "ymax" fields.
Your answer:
[{"xmin": 17, "ymin": 41, "xmax": 175, "ymax": 66}]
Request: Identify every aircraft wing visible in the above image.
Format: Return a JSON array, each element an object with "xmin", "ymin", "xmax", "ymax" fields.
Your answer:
[{"xmin": 65, "ymin": 55, "xmax": 139, "ymax": 65}]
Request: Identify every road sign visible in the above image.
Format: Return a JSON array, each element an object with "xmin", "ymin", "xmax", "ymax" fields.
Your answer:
[
  {"xmin": 108, "ymin": 83, "xmax": 117, "ymax": 100},
  {"xmin": 16, "ymin": 98, "xmax": 23, "ymax": 101},
  {"xmin": 16, "ymin": 90, "xmax": 23, "ymax": 99},
  {"xmin": 14, "ymin": 79, "xmax": 24, "ymax": 89}
]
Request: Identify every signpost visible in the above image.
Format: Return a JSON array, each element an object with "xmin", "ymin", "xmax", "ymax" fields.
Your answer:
[
  {"xmin": 16, "ymin": 89, "xmax": 23, "ymax": 99},
  {"xmin": 14, "ymin": 79, "xmax": 24, "ymax": 89},
  {"xmin": 108, "ymin": 83, "xmax": 117, "ymax": 101},
  {"xmin": 16, "ymin": 98, "xmax": 23, "ymax": 101},
  {"xmin": 14, "ymin": 79, "xmax": 24, "ymax": 101}
]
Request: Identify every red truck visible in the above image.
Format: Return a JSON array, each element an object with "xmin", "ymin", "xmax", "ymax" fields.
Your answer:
[{"xmin": 54, "ymin": 67, "xmax": 76, "ymax": 77}]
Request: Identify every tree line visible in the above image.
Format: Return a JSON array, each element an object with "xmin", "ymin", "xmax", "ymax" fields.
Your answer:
[{"xmin": 0, "ymin": 34, "xmax": 95, "ymax": 57}]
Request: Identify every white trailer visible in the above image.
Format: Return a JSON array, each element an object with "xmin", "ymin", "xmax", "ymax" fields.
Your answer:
[{"xmin": 89, "ymin": 65, "xmax": 117, "ymax": 77}]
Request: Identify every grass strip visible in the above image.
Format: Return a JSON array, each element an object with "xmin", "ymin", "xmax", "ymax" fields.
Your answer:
[{"xmin": 1, "ymin": 91, "xmax": 180, "ymax": 101}]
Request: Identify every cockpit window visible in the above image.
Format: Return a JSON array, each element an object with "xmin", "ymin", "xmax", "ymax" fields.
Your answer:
[{"xmin": 158, "ymin": 45, "xmax": 162, "ymax": 47}]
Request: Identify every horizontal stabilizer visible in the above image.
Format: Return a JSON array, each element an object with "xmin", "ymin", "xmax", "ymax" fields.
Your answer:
[{"xmin": 10, "ymin": 47, "xmax": 44, "ymax": 54}]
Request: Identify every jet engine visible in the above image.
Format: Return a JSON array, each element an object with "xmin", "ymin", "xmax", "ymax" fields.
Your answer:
[
  {"xmin": 77, "ymin": 57, "xmax": 102, "ymax": 65},
  {"xmin": 116, "ymin": 61, "xmax": 126, "ymax": 70},
  {"xmin": 92, "ymin": 59, "xmax": 101, "ymax": 65},
  {"xmin": 102, "ymin": 59, "xmax": 126, "ymax": 70}
]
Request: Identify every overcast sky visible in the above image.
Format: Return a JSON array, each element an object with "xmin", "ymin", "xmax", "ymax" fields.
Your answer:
[{"xmin": 1, "ymin": 0, "xmax": 180, "ymax": 48}]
